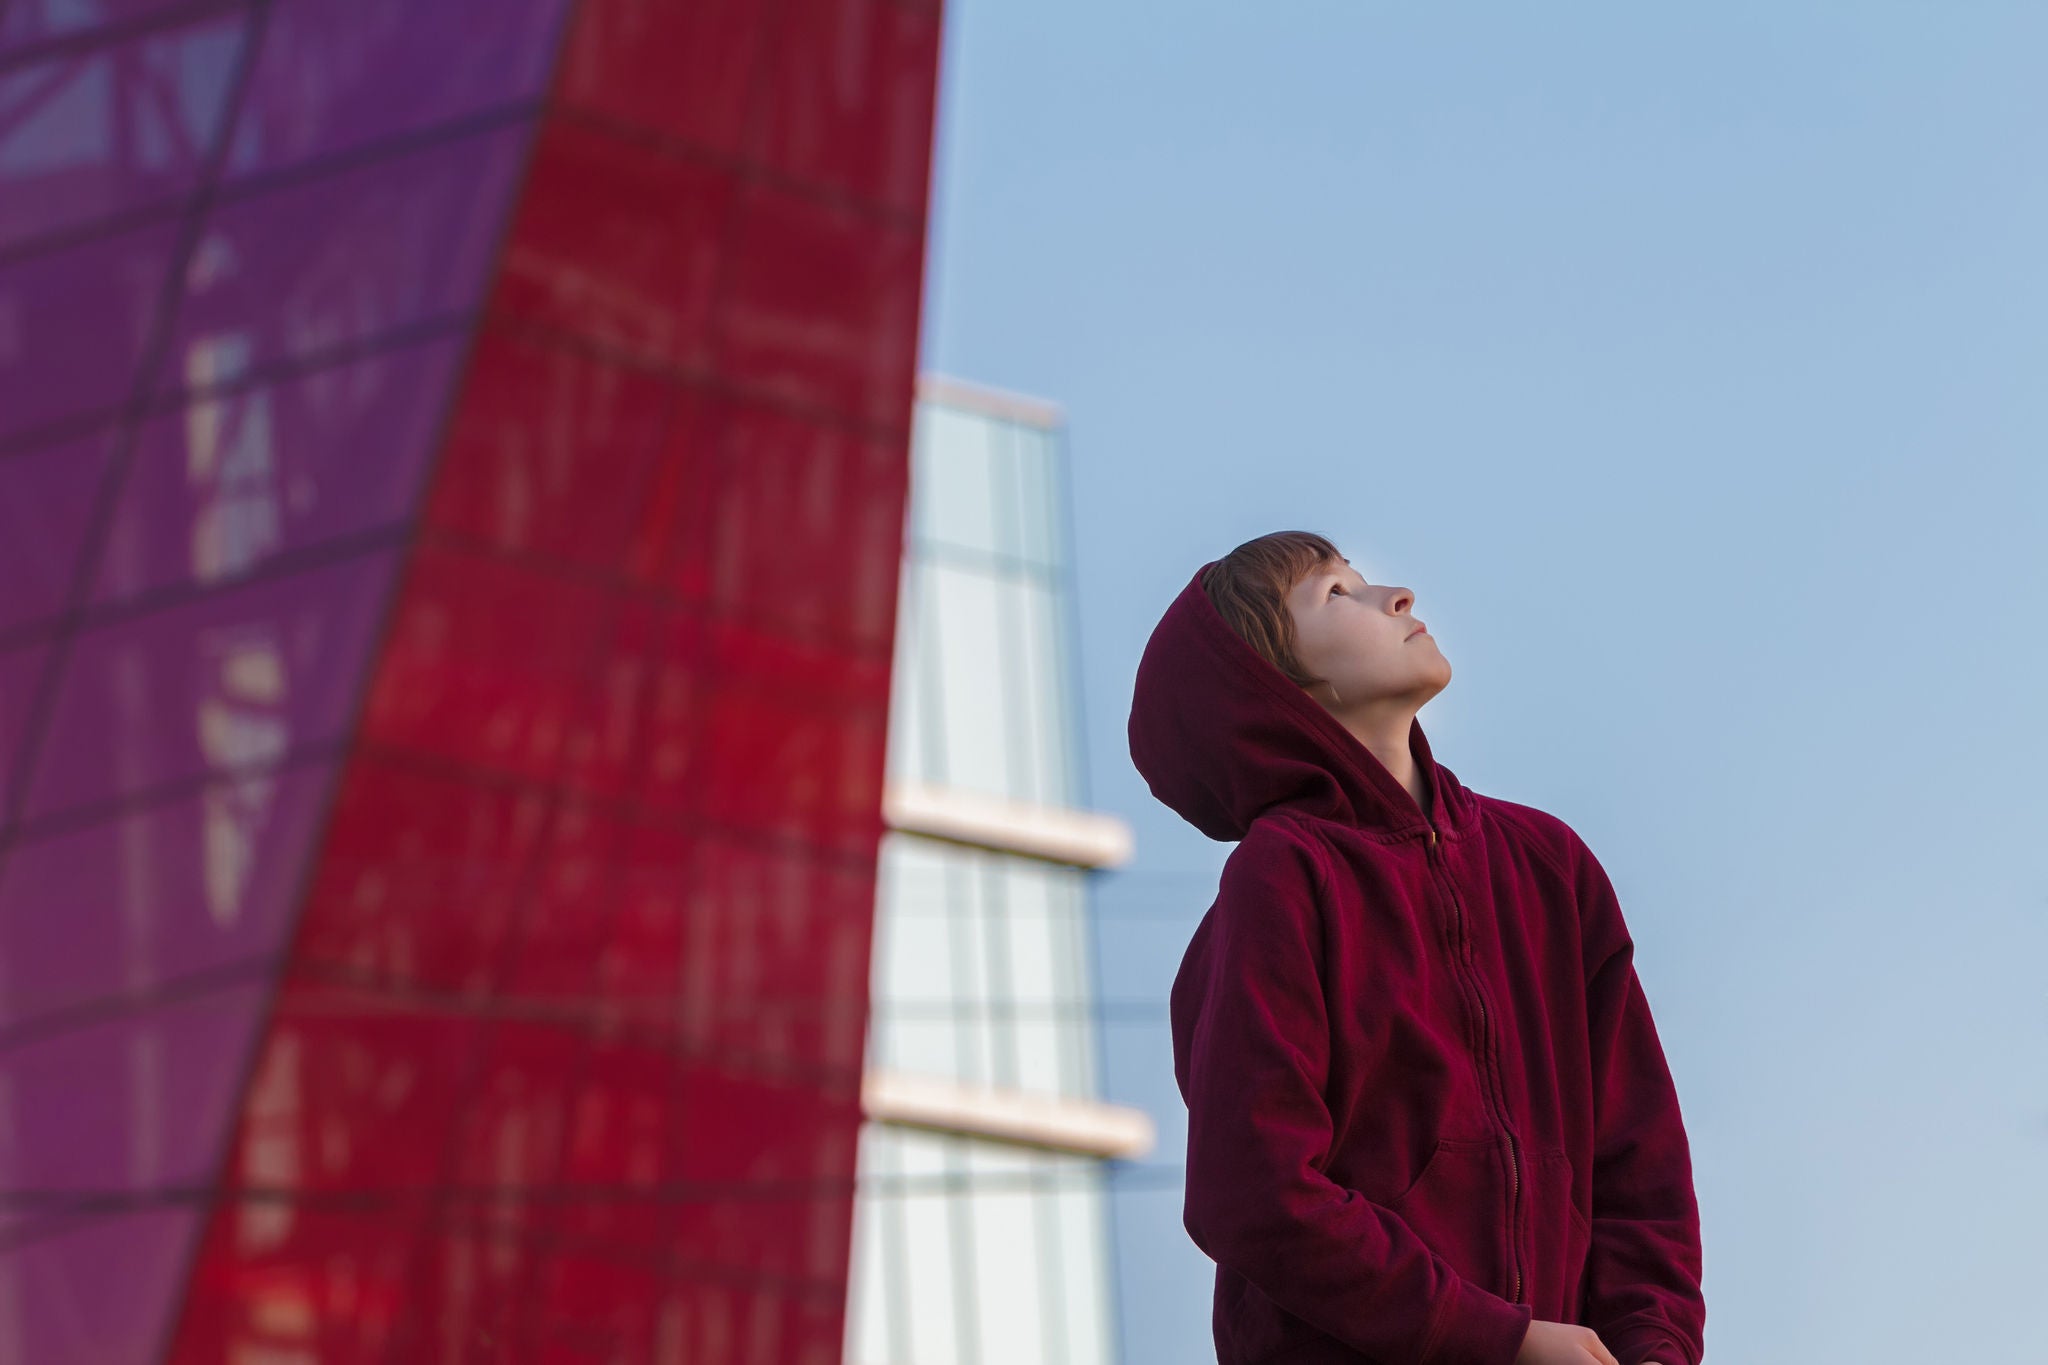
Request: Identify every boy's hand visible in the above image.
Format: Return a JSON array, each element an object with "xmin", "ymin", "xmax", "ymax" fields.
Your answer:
[{"xmin": 1513, "ymin": 1320, "xmax": 1621, "ymax": 1365}]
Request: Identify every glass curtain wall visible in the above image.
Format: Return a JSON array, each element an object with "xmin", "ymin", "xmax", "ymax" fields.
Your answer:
[{"xmin": 844, "ymin": 383, "xmax": 1119, "ymax": 1365}]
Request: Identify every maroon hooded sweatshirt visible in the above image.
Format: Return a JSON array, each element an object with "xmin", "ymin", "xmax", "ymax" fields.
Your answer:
[{"xmin": 1130, "ymin": 566, "xmax": 1705, "ymax": 1365}]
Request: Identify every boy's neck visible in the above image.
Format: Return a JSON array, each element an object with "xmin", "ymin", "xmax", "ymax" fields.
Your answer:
[{"xmin": 1334, "ymin": 706, "xmax": 1434, "ymax": 823}]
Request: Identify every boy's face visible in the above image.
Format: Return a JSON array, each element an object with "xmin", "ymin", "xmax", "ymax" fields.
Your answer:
[{"xmin": 1283, "ymin": 555, "xmax": 1451, "ymax": 712}]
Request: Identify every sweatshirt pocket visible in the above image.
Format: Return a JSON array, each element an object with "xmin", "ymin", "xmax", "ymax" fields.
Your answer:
[
  {"xmin": 1227, "ymin": 1273, "xmax": 1331, "ymax": 1364},
  {"xmin": 1224, "ymin": 1136, "xmax": 1507, "ymax": 1364},
  {"xmin": 1522, "ymin": 1146, "xmax": 1594, "ymax": 1324},
  {"xmin": 1386, "ymin": 1135, "xmax": 1508, "ymax": 1299}
]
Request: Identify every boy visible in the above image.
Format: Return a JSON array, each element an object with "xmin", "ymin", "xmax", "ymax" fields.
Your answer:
[{"xmin": 1129, "ymin": 532, "xmax": 1704, "ymax": 1365}]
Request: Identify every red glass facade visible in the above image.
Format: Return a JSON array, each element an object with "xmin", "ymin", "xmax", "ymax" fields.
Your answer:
[{"xmin": 0, "ymin": 0, "xmax": 942, "ymax": 1359}]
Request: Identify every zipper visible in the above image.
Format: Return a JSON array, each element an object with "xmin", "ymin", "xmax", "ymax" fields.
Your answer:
[{"xmin": 1426, "ymin": 821, "xmax": 1525, "ymax": 1304}]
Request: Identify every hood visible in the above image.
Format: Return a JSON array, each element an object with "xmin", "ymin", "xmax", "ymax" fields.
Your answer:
[{"xmin": 1127, "ymin": 562, "xmax": 1480, "ymax": 844}]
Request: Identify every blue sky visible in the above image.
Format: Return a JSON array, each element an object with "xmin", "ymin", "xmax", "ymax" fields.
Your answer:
[{"xmin": 918, "ymin": 4, "xmax": 2047, "ymax": 1361}]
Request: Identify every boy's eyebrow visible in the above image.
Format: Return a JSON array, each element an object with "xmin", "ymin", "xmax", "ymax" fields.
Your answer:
[{"xmin": 1318, "ymin": 558, "xmax": 1360, "ymax": 585}]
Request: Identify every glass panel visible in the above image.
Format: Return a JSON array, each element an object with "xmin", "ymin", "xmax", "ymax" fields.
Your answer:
[
  {"xmin": 911, "ymin": 559, "xmax": 951, "ymax": 787},
  {"xmin": 960, "ymin": 1137, "xmax": 1036, "ymax": 1182},
  {"xmin": 1062, "ymin": 1005, "xmax": 1100, "ymax": 1102},
  {"xmin": 883, "ymin": 834, "xmax": 956, "ymax": 918},
  {"xmin": 885, "ymin": 563, "xmax": 929, "ymax": 781},
  {"xmin": 1058, "ymin": 1173, "xmax": 1116, "ymax": 1365},
  {"xmin": 957, "ymin": 1004, "xmax": 997, "ymax": 1090},
  {"xmin": 970, "ymin": 862, "xmax": 1012, "ymax": 1091},
  {"xmin": 948, "ymin": 852, "xmax": 994, "ymax": 998},
  {"xmin": 928, "ymin": 560, "xmax": 1011, "ymax": 797},
  {"xmin": 970, "ymin": 1169, "xmax": 1046, "ymax": 1365},
  {"xmin": 24, "ymin": 547, "xmax": 398, "ymax": 821},
  {"xmin": 1011, "ymin": 425, "xmax": 1061, "ymax": 571},
  {"xmin": 0, "ymin": 433, "xmax": 114, "ymax": 636},
  {"xmin": 153, "ymin": 124, "xmax": 524, "ymax": 400},
  {"xmin": 1057, "ymin": 876, "xmax": 1098, "ymax": 1100},
  {"xmin": 892, "ymin": 1125, "xmax": 959, "ymax": 1178},
  {"xmin": 877, "ymin": 887, "xmax": 955, "ymax": 1007},
  {"xmin": 0, "ymin": 1, "xmax": 199, "ymax": 56},
  {"xmin": 999, "ymin": 867, "xmax": 1058, "ymax": 1007},
  {"xmin": 897, "ymin": 1133, "xmax": 964, "ymax": 1365},
  {"xmin": 876, "ymin": 1010, "xmax": 957, "ymax": 1082},
  {"xmin": 954, "ymin": 858, "xmax": 1003, "ymax": 1088},
  {"xmin": 0, "ymin": 980, "xmax": 267, "ymax": 1193},
  {"xmin": 0, "ymin": 643, "xmax": 50, "ymax": 820},
  {"xmin": 913, "ymin": 404, "xmax": 1001, "ymax": 556},
  {"xmin": 985, "ymin": 417, "xmax": 1025, "ymax": 563},
  {"xmin": 0, "ymin": 1209, "xmax": 198, "ymax": 1365},
  {"xmin": 0, "ymin": 220, "xmax": 180, "ymax": 444},
  {"xmin": 1014, "ymin": 1014, "xmax": 1063, "ymax": 1097},
  {"xmin": 94, "ymin": 333, "xmax": 462, "ymax": 605},
  {"xmin": 1011, "ymin": 573, "xmax": 1073, "ymax": 807},
  {"xmin": 844, "ymin": 1127, "xmax": 894, "ymax": 1365},
  {"xmin": 0, "ymin": 759, "xmax": 333, "ymax": 1030},
  {"xmin": 1050, "ymin": 869, "xmax": 1093, "ymax": 1006},
  {"xmin": 989, "ymin": 573, "xmax": 1040, "ymax": 807},
  {"xmin": 876, "ymin": 837, "xmax": 976, "ymax": 1081},
  {"xmin": 906, "ymin": 402, "xmax": 934, "ymax": 533},
  {"xmin": 225, "ymin": 0, "xmax": 564, "ymax": 182},
  {"xmin": 0, "ymin": 16, "xmax": 245, "ymax": 251}
]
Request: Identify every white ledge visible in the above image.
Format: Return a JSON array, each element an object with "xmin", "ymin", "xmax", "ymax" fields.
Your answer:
[
  {"xmin": 862, "ymin": 1068, "xmax": 1156, "ymax": 1160},
  {"xmin": 916, "ymin": 373, "xmax": 1065, "ymax": 429},
  {"xmin": 882, "ymin": 780, "xmax": 1133, "ymax": 869}
]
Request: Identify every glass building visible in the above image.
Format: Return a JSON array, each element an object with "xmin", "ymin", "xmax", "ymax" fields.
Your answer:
[
  {"xmin": 0, "ymin": 2, "xmax": 943, "ymax": 1360},
  {"xmin": 844, "ymin": 375, "xmax": 1147, "ymax": 1365}
]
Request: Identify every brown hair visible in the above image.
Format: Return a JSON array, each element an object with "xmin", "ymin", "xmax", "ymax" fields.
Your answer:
[{"xmin": 1199, "ymin": 530, "xmax": 1345, "ymax": 690}]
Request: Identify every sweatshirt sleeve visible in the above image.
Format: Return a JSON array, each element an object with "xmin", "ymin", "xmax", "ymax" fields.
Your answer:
[
  {"xmin": 1569, "ymin": 834, "xmax": 1707, "ymax": 1365},
  {"xmin": 1171, "ymin": 819, "xmax": 1534, "ymax": 1365}
]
